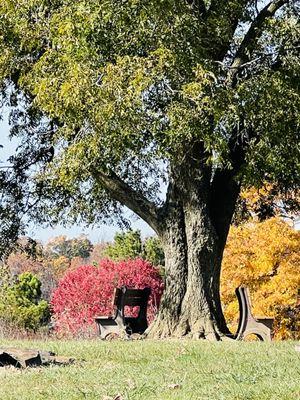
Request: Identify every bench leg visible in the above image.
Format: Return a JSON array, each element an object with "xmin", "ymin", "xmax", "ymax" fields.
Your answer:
[
  {"xmin": 95, "ymin": 318, "xmax": 128, "ymax": 340},
  {"xmin": 242, "ymin": 328, "xmax": 272, "ymax": 341}
]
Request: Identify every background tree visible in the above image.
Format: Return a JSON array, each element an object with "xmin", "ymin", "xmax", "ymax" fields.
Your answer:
[
  {"xmin": 104, "ymin": 230, "xmax": 165, "ymax": 267},
  {"xmin": 45, "ymin": 235, "xmax": 93, "ymax": 260},
  {"xmin": 143, "ymin": 236, "xmax": 165, "ymax": 268},
  {"xmin": 2, "ymin": 238, "xmax": 57, "ymax": 300},
  {"xmin": 233, "ymin": 185, "xmax": 300, "ymax": 225},
  {"xmin": 88, "ymin": 242, "xmax": 109, "ymax": 266},
  {"xmin": 0, "ymin": 0, "xmax": 299, "ymax": 339},
  {"xmin": 0, "ymin": 271, "xmax": 50, "ymax": 331},
  {"xmin": 221, "ymin": 218, "xmax": 300, "ymax": 339},
  {"xmin": 104, "ymin": 230, "xmax": 143, "ymax": 261}
]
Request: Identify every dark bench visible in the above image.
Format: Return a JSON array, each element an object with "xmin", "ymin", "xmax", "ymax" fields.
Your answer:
[
  {"xmin": 232, "ymin": 286, "xmax": 274, "ymax": 341},
  {"xmin": 95, "ymin": 286, "xmax": 151, "ymax": 339}
]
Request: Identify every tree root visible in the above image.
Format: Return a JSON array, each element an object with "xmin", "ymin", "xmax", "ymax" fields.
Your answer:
[{"xmin": 145, "ymin": 316, "xmax": 233, "ymax": 341}]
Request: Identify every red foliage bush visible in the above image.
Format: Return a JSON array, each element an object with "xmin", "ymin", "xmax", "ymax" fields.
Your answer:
[{"xmin": 51, "ymin": 258, "xmax": 164, "ymax": 336}]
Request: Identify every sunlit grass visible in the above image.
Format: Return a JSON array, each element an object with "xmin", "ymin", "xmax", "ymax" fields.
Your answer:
[{"xmin": 0, "ymin": 339, "xmax": 299, "ymax": 400}]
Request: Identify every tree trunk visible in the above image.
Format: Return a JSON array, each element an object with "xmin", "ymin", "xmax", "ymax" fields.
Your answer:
[
  {"xmin": 178, "ymin": 203, "xmax": 229, "ymax": 339},
  {"xmin": 147, "ymin": 154, "xmax": 237, "ymax": 340},
  {"xmin": 147, "ymin": 181, "xmax": 188, "ymax": 338},
  {"xmin": 147, "ymin": 204, "xmax": 231, "ymax": 340}
]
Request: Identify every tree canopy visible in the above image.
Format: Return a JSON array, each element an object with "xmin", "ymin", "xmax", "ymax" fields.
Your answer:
[{"xmin": 0, "ymin": 0, "xmax": 299, "ymax": 246}]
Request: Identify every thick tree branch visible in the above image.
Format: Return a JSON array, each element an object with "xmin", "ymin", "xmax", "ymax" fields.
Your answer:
[
  {"xmin": 209, "ymin": 125, "xmax": 257, "ymax": 244},
  {"xmin": 230, "ymin": 0, "xmax": 289, "ymax": 81},
  {"xmin": 92, "ymin": 169, "xmax": 160, "ymax": 234},
  {"xmin": 209, "ymin": 169, "xmax": 241, "ymax": 247}
]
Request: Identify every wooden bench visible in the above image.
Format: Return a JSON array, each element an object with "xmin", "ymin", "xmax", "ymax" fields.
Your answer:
[
  {"xmin": 232, "ymin": 286, "xmax": 274, "ymax": 341},
  {"xmin": 95, "ymin": 286, "xmax": 151, "ymax": 339}
]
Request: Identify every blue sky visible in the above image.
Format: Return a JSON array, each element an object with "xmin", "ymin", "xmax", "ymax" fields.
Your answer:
[{"xmin": 0, "ymin": 112, "xmax": 154, "ymax": 244}]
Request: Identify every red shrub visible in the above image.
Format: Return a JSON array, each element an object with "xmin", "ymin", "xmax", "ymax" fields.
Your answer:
[{"xmin": 50, "ymin": 258, "xmax": 164, "ymax": 336}]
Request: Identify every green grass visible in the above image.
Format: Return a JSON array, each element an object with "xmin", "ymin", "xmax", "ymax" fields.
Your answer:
[{"xmin": 0, "ymin": 339, "xmax": 299, "ymax": 400}]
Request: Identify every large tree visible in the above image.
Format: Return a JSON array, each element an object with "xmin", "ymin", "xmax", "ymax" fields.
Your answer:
[{"xmin": 0, "ymin": 0, "xmax": 299, "ymax": 339}]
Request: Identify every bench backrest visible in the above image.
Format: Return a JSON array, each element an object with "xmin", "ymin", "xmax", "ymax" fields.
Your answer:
[
  {"xmin": 235, "ymin": 286, "xmax": 254, "ymax": 338},
  {"xmin": 113, "ymin": 286, "xmax": 151, "ymax": 319}
]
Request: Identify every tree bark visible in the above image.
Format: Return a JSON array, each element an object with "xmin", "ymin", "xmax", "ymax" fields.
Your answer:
[
  {"xmin": 148, "ymin": 207, "xmax": 188, "ymax": 337},
  {"xmin": 147, "ymin": 205, "xmax": 235, "ymax": 339},
  {"xmin": 147, "ymin": 151, "xmax": 238, "ymax": 340},
  {"xmin": 177, "ymin": 204, "xmax": 228, "ymax": 339}
]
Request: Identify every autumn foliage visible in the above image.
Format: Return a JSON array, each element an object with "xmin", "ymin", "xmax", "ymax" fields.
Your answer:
[
  {"xmin": 221, "ymin": 218, "xmax": 300, "ymax": 339},
  {"xmin": 239, "ymin": 185, "xmax": 300, "ymax": 222},
  {"xmin": 1, "ymin": 218, "xmax": 299, "ymax": 339},
  {"xmin": 51, "ymin": 258, "xmax": 164, "ymax": 336}
]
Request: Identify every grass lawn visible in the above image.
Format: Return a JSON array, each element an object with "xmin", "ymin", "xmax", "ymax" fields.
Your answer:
[{"xmin": 0, "ymin": 339, "xmax": 299, "ymax": 400}]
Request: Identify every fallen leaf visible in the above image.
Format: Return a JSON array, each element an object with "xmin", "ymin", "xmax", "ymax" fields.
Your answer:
[
  {"xmin": 168, "ymin": 383, "xmax": 181, "ymax": 390},
  {"xmin": 126, "ymin": 379, "xmax": 136, "ymax": 390}
]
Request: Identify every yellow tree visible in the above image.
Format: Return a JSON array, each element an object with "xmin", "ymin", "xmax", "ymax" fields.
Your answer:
[{"xmin": 221, "ymin": 218, "xmax": 300, "ymax": 338}]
